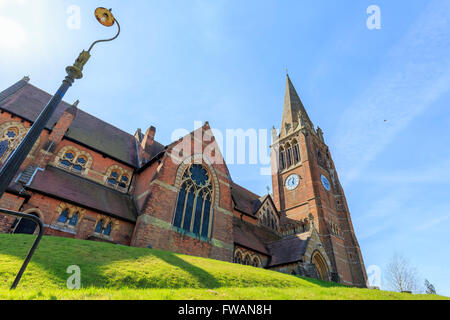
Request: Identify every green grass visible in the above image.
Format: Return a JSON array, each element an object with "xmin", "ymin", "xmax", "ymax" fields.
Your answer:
[{"xmin": 0, "ymin": 234, "xmax": 447, "ymax": 300}]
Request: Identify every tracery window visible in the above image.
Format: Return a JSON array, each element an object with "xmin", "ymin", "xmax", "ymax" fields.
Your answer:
[
  {"xmin": 173, "ymin": 164, "xmax": 214, "ymax": 239},
  {"xmin": 243, "ymin": 254, "xmax": 251, "ymax": 266},
  {"xmin": 279, "ymin": 148, "xmax": 286, "ymax": 171},
  {"xmin": 293, "ymin": 141, "xmax": 300, "ymax": 163},
  {"xmin": 105, "ymin": 166, "xmax": 131, "ymax": 191},
  {"xmin": 286, "ymin": 143, "xmax": 293, "ymax": 167},
  {"xmin": 57, "ymin": 208, "xmax": 80, "ymax": 227},
  {"xmin": 57, "ymin": 147, "xmax": 91, "ymax": 174},
  {"xmin": 0, "ymin": 126, "xmax": 21, "ymax": 163},
  {"xmin": 234, "ymin": 251, "xmax": 242, "ymax": 264},
  {"xmin": 94, "ymin": 220, "xmax": 113, "ymax": 237},
  {"xmin": 107, "ymin": 170, "xmax": 130, "ymax": 189}
]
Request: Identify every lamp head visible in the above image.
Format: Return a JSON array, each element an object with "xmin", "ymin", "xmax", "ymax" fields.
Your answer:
[{"xmin": 95, "ymin": 7, "xmax": 115, "ymax": 27}]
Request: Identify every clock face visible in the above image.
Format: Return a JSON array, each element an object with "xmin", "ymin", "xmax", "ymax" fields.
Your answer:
[
  {"xmin": 285, "ymin": 174, "xmax": 300, "ymax": 191},
  {"xmin": 321, "ymin": 175, "xmax": 331, "ymax": 191}
]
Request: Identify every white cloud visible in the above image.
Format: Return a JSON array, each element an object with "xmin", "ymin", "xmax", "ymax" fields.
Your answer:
[
  {"xmin": 333, "ymin": 0, "xmax": 450, "ymax": 184},
  {"xmin": 0, "ymin": 17, "xmax": 27, "ymax": 49}
]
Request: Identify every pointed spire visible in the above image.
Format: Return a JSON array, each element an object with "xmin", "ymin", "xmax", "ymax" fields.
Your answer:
[{"xmin": 281, "ymin": 75, "xmax": 313, "ymax": 136}]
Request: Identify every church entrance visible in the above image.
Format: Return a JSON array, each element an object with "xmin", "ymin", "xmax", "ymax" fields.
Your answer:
[
  {"xmin": 14, "ymin": 213, "xmax": 39, "ymax": 235},
  {"xmin": 312, "ymin": 251, "xmax": 329, "ymax": 281}
]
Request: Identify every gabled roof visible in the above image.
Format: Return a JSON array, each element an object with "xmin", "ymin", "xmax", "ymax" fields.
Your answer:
[
  {"xmin": 231, "ymin": 182, "xmax": 263, "ymax": 216},
  {"xmin": 233, "ymin": 217, "xmax": 271, "ymax": 255},
  {"xmin": 27, "ymin": 166, "xmax": 137, "ymax": 222},
  {"xmin": 266, "ymin": 232, "xmax": 310, "ymax": 267},
  {"xmin": 0, "ymin": 79, "xmax": 165, "ymax": 167}
]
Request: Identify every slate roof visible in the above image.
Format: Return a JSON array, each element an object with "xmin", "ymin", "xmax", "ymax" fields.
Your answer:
[
  {"xmin": 231, "ymin": 182, "xmax": 264, "ymax": 216},
  {"xmin": 233, "ymin": 217, "xmax": 270, "ymax": 255},
  {"xmin": 27, "ymin": 166, "xmax": 137, "ymax": 222},
  {"xmin": 266, "ymin": 233, "xmax": 310, "ymax": 267},
  {"xmin": 0, "ymin": 79, "xmax": 165, "ymax": 167}
]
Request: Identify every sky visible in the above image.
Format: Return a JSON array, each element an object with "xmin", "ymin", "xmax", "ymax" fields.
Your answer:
[{"xmin": 1, "ymin": 0, "xmax": 449, "ymax": 296}]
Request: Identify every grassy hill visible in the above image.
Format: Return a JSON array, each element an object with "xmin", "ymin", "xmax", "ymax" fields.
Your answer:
[{"xmin": 0, "ymin": 234, "xmax": 446, "ymax": 300}]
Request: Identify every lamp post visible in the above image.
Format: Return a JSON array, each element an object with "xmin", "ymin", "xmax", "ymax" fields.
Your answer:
[
  {"xmin": 0, "ymin": 8, "xmax": 120, "ymax": 290},
  {"xmin": 0, "ymin": 8, "xmax": 120, "ymax": 199}
]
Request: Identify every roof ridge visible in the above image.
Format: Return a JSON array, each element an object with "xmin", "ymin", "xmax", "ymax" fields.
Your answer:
[
  {"xmin": 231, "ymin": 181, "xmax": 261, "ymax": 198},
  {"xmin": 0, "ymin": 78, "xmax": 29, "ymax": 105}
]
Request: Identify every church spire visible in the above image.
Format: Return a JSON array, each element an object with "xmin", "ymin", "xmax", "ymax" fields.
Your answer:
[{"xmin": 281, "ymin": 74, "xmax": 313, "ymax": 136}]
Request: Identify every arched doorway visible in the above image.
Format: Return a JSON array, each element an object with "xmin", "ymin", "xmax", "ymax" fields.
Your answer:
[
  {"xmin": 14, "ymin": 212, "xmax": 39, "ymax": 235},
  {"xmin": 311, "ymin": 251, "xmax": 329, "ymax": 281}
]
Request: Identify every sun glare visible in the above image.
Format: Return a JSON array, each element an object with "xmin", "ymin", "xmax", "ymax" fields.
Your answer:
[{"xmin": 0, "ymin": 17, "xmax": 27, "ymax": 50}]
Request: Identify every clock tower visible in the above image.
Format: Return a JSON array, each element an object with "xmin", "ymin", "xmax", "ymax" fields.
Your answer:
[{"xmin": 270, "ymin": 75, "xmax": 368, "ymax": 287}]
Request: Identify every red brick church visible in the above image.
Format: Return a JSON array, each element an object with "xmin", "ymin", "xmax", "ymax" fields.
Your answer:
[{"xmin": 0, "ymin": 75, "xmax": 367, "ymax": 287}]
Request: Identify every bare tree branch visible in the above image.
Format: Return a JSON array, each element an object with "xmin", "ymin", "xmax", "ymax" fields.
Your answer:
[{"xmin": 385, "ymin": 253, "xmax": 421, "ymax": 293}]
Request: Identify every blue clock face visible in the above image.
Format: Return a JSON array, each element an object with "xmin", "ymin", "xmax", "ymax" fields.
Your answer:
[
  {"xmin": 321, "ymin": 175, "xmax": 331, "ymax": 191},
  {"xmin": 286, "ymin": 174, "xmax": 300, "ymax": 191}
]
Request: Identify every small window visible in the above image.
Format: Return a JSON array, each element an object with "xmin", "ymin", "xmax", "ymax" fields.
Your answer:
[
  {"xmin": 77, "ymin": 157, "xmax": 87, "ymax": 165},
  {"xmin": 95, "ymin": 221, "xmax": 103, "ymax": 233},
  {"xmin": 293, "ymin": 143, "xmax": 300, "ymax": 163},
  {"xmin": 65, "ymin": 152, "xmax": 75, "ymax": 160},
  {"xmin": 279, "ymin": 150, "xmax": 286, "ymax": 171},
  {"xmin": 103, "ymin": 223, "xmax": 112, "ymax": 236},
  {"xmin": 286, "ymin": 148, "xmax": 293, "ymax": 167},
  {"xmin": 60, "ymin": 160, "xmax": 71, "ymax": 167},
  {"xmin": 58, "ymin": 209, "xmax": 69, "ymax": 223},
  {"xmin": 69, "ymin": 213, "xmax": 79, "ymax": 226},
  {"xmin": 6, "ymin": 131, "xmax": 17, "ymax": 138}
]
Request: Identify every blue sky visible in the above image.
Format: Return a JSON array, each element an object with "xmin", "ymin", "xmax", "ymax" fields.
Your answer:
[{"xmin": 1, "ymin": 0, "xmax": 449, "ymax": 296}]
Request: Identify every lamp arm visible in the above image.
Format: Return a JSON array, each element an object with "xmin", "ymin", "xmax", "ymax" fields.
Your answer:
[{"xmin": 88, "ymin": 18, "xmax": 121, "ymax": 53}]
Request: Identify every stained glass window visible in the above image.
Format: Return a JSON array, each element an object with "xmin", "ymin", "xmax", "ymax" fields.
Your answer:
[
  {"xmin": 69, "ymin": 212, "xmax": 79, "ymax": 226},
  {"xmin": 293, "ymin": 143, "xmax": 300, "ymax": 163},
  {"xmin": 173, "ymin": 164, "xmax": 213, "ymax": 239},
  {"xmin": 58, "ymin": 209, "xmax": 69, "ymax": 223},
  {"xmin": 103, "ymin": 223, "xmax": 112, "ymax": 236},
  {"xmin": 65, "ymin": 152, "xmax": 75, "ymax": 160},
  {"xmin": 0, "ymin": 140, "xmax": 8, "ymax": 159},
  {"xmin": 95, "ymin": 221, "xmax": 103, "ymax": 233},
  {"xmin": 279, "ymin": 150, "xmax": 286, "ymax": 171}
]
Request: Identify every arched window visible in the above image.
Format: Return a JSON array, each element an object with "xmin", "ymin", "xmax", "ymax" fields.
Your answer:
[
  {"xmin": 94, "ymin": 220, "xmax": 113, "ymax": 237},
  {"xmin": 243, "ymin": 255, "xmax": 251, "ymax": 266},
  {"xmin": 106, "ymin": 167, "xmax": 131, "ymax": 190},
  {"xmin": 253, "ymin": 257, "xmax": 260, "ymax": 267},
  {"xmin": 173, "ymin": 164, "xmax": 214, "ymax": 239},
  {"xmin": 103, "ymin": 223, "xmax": 112, "ymax": 236},
  {"xmin": 58, "ymin": 209, "xmax": 69, "ymax": 223},
  {"xmin": 293, "ymin": 141, "xmax": 300, "ymax": 163},
  {"xmin": 57, "ymin": 208, "xmax": 80, "ymax": 227},
  {"xmin": 0, "ymin": 126, "xmax": 21, "ymax": 163},
  {"xmin": 286, "ymin": 145, "xmax": 293, "ymax": 167},
  {"xmin": 279, "ymin": 148, "xmax": 286, "ymax": 171},
  {"xmin": 234, "ymin": 251, "xmax": 242, "ymax": 264},
  {"xmin": 59, "ymin": 149, "xmax": 89, "ymax": 174},
  {"xmin": 95, "ymin": 220, "xmax": 103, "ymax": 233},
  {"xmin": 69, "ymin": 212, "xmax": 79, "ymax": 226}
]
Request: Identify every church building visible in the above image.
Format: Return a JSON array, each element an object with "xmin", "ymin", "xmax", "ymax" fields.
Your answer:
[{"xmin": 0, "ymin": 75, "xmax": 367, "ymax": 287}]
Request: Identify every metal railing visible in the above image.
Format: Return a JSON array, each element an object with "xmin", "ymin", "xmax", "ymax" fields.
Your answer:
[{"xmin": 0, "ymin": 208, "xmax": 44, "ymax": 290}]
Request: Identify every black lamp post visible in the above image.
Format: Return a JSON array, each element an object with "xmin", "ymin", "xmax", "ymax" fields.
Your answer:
[
  {"xmin": 0, "ymin": 8, "xmax": 120, "ymax": 290},
  {"xmin": 0, "ymin": 7, "xmax": 120, "ymax": 199}
]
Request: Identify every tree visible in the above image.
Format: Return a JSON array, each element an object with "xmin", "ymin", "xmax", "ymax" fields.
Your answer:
[
  {"xmin": 424, "ymin": 279, "xmax": 437, "ymax": 295},
  {"xmin": 385, "ymin": 253, "xmax": 420, "ymax": 293}
]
